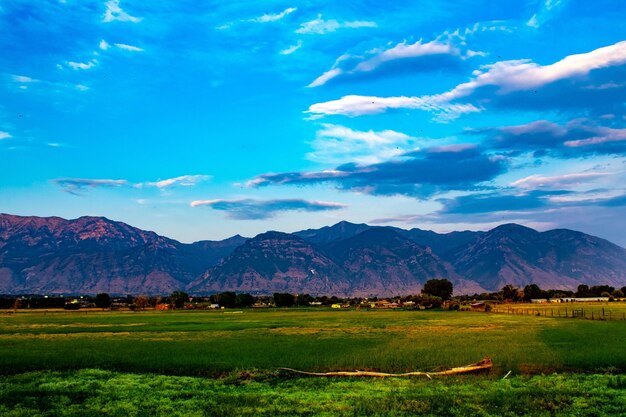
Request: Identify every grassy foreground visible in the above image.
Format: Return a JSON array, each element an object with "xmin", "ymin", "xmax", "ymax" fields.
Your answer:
[
  {"xmin": 1, "ymin": 309, "xmax": 626, "ymax": 375},
  {"xmin": 1, "ymin": 309, "xmax": 625, "ymax": 416},
  {"xmin": 1, "ymin": 370, "xmax": 625, "ymax": 416}
]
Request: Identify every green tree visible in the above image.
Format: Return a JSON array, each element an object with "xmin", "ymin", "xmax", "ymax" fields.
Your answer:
[
  {"xmin": 612, "ymin": 289, "xmax": 624, "ymax": 299},
  {"xmin": 523, "ymin": 284, "xmax": 543, "ymax": 302},
  {"xmin": 295, "ymin": 294, "xmax": 313, "ymax": 306},
  {"xmin": 210, "ymin": 292, "xmax": 237, "ymax": 308},
  {"xmin": 576, "ymin": 284, "xmax": 590, "ymax": 297},
  {"xmin": 95, "ymin": 293, "xmax": 111, "ymax": 309},
  {"xmin": 590, "ymin": 285, "xmax": 614, "ymax": 296},
  {"xmin": 422, "ymin": 279, "xmax": 453, "ymax": 301},
  {"xmin": 170, "ymin": 290, "xmax": 190, "ymax": 309},
  {"xmin": 235, "ymin": 293, "xmax": 255, "ymax": 308},
  {"xmin": 273, "ymin": 293, "xmax": 295, "ymax": 307},
  {"xmin": 501, "ymin": 284, "xmax": 521, "ymax": 301}
]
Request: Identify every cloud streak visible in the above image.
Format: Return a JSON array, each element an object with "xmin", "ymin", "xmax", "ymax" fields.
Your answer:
[
  {"xmin": 113, "ymin": 43, "xmax": 143, "ymax": 52},
  {"xmin": 53, "ymin": 178, "xmax": 129, "ymax": 195},
  {"xmin": 307, "ymin": 40, "xmax": 626, "ymax": 119},
  {"xmin": 473, "ymin": 119, "xmax": 626, "ymax": 157},
  {"xmin": 190, "ymin": 198, "xmax": 347, "ymax": 220},
  {"xmin": 54, "ymin": 175, "xmax": 210, "ymax": 194},
  {"xmin": 296, "ymin": 15, "xmax": 377, "ymax": 35},
  {"xmin": 306, "ymin": 124, "xmax": 416, "ymax": 164},
  {"xmin": 308, "ymin": 38, "xmax": 471, "ymax": 88},
  {"xmin": 103, "ymin": 0, "xmax": 142, "ymax": 23},
  {"xmin": 248, "ymin": 146, "xmax": 507, "ymax": 198},
  {"xmin": 139, "ymin": 175, "xmax": 211, "ymax": 188},
  {"xmin": 249, "ymin": 7, "xmax": 297, "ymax": 23}
]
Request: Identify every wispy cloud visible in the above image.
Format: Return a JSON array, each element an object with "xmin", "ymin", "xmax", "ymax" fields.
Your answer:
[
  {"xmin": 306, "ymin": 124, "xmax": 416, "ymax": 164},
  {"xmin": 296, "ymin": 14, "xmax": 377, "ymax": 35},
  {"xmin": 511, "ymin": 172, "xmax": 612, "ymax": 189},
  {"xmin": 114, "ymin": 43, "xmax": 143, "ymax": 52},
  {"xmin": 54, "ymin": 174, "xmax": 210, "ymax": 194},
  {"xmin": 473, "ymin": 119, "xmax": 626, "ymax": 157},
  {"xmin": 248, "ymin": 146, "xmax": 506, "ymax": 198},
  {"xmin": 308, "ymin": 39, "xmax": 466, "ymax": 88},
  {"xmin": 66, "ymin": 59, "xmax": 98, "ymax": 70},
  {"xmin": 53, "ymin": 178, "xmax": 129, "ymax": 195},
  {"xmin": 102, "ymin": 0, "xmax": 142, "ymax": 23},
  {"xmin": 218, "ymin": 7, "xmax": 297, "ymax": 30},
  {"xmin": 527, "ymin": 0, "xmax": 567, "ymax": 28},
  {"xmin": 307, "ymin": 94, "xmax": 480, "ymax": 121},
  {"xmin": 0, "ymin": 131, "xmax": 11, "ymax": 140},
  {"xmin": 138, "ymin": 175, "xmax": 211, "ymax": 189},
  {"xmin": 190, "ymin": 198, "xmax": 347, "ymax": 220},
  {"xmin": 307, "ymin": 40, "xmax": 626, "ymax": 119},
  {"xmin": 10, "ymin": 75, "xmax": 38, "ymax": 84},
  {"xmin": 249, "ymin": 7, "xmax": 297, "ymax": 23},
  {"xmin": 280, "ymin": 40, "xmax": 302, "ymax": 55},
  {"xmin": 99, "ymin": 40, "xmax": 110, "ymax": 50}
]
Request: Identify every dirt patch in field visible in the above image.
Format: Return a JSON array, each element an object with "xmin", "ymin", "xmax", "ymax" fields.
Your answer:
[
  {"xmin": 23, "ymin": 323, "xmax": 147, "ymax": 329},
  {"xmin": 0, "ymin": 332, "xmax": 134, "ymax": 340}
]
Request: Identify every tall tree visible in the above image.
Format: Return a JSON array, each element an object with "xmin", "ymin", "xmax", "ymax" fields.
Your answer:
[
  {"xmin": 422, "ymin": 279, "xmax": 453, "ymax": 301},
  {"xmin": 170, "ymin": 290, "xmax": 189, "ymax": 309},
  {"xmin": 95, "ymin": 293, "xmax": 111, "ymax": 309}
]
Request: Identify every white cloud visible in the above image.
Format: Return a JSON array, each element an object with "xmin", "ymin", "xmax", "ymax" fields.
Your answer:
[
  {"xmin": 307, "ymin": 40, "xmax": 626, "ymax": 118},
  {"xmin": 308, "ymin": 68, "xmax": 343, "ymax": 87},
  {"xmin": 308, "ymin": 39, "xmax": 463, "ymax": 87},
  {"xmin": 54, "ymin": 175, "xmax": 210, "ymax": 194},
  {"xmin": 0, "ymin": 131, "xmax": 11, "ymax": 140},
  {"xmin": 564, "ymin": 126, "xmax": 626, "ymax": 147},
  {"xmin": 527, "ymin": 0, "xmax": 566, "ymax": 28},
  {"xmin": 296, "ymin": 14, "xmax": 377, "ymax": 35},
  {"xmin": 307, "ymin": 124, "xmax": 417, "ymax": 164},
  {"xmin": 102, "ymin": 0, "xmax": 142, "ymax": 23},
  {"xmin": 139, "ymin": 175, "xmax": 211, "ymax": 189},
  {"xmin": 114, "ymin": 43, "xmax": 143, "ymax": 52},
  {"xmin": 75, "ymin": 84, "xmax": 90, "ymax": 92},
  {"xmin": 307, "ymin": 94, "xmax": 480, "ymax": 120},
  {"xmin": 66, "ymin": 59, "xmax": 98, "ymax": 70},
  {"xmin": 512, "ymin": 172, "xmax": 611, "ymax": 189},
  {"xmin": 280, "ymin": 40, "xmax": 302, "ymax": 55},
  {"xmin": 99, "ymin": 40, "xmax": 110, "ymax": 50},
  {"xmin": 358, "ymin": 40, "xmax": 459, "ymax": 72},
  {"xmin": 11, "ymin": 75, "xmax": 38, "ymax": 83},
  {"xmin": 250, "ymin": 7, "xmax": 296, "ymax": 23}
]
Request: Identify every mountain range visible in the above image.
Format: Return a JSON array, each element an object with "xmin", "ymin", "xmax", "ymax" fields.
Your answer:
[{"xmin": 1, "ymin": 213, "xmax": 625, "ymax": 296}]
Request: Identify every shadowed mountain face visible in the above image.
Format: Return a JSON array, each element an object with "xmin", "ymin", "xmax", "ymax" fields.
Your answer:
[
  {"xmin": 0, "ymin": 214, "xmax": 246, "ymax": 294},
  {"xmin": 450, "ymin": 224, "xmax": 626, "ymax": 291},
  {"xmin": 1, "ymin": 214, "xmax": 626, "ymax": 295},
  {"xmin": 324, "ymin": 228, "xmax": 459, "ymax": 297},
  {"xmin": 188, "ymin": 231, "xmax": 350, "ymax": 295}
]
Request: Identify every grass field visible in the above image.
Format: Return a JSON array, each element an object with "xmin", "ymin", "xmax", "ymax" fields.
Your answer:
[
  {"xmin": 1, "ymin": 308, "xmax": 625, "ymax": 415},
  {"xmin": 1, "ymin": 308, "xmax": 626, "ymax": 375},
  {"xmin": 491, "ymin": 301, "xmax": 626, "ymax": 320}
]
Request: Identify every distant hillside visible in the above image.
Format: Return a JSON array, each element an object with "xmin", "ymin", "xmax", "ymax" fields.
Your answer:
[
  {"xmin": 1, "ymin": 213, "xmax": 625, "ymax": 295},
  {"xmin": 0, "ymin": 214, "xmax": 245, "ymax": 294}
]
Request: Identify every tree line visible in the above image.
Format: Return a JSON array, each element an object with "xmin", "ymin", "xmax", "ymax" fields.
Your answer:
[{"xmin": 1, "ymin": 279, "xmax": 624, "ymax": 310}]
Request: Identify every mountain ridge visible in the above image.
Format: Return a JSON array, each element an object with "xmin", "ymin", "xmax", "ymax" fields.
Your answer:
[{"xmin": 1, "ymin": 213, "xmax": 625, "ymax": 296}]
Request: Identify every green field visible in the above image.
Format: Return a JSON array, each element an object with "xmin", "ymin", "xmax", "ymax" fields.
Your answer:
[
  {"xmin": 1, "ymin": 308, "xmax": 625, "ymax": 416},
  {"xmin": 491, "ymin": 301, "xmax": 626, "ymax": 320}
]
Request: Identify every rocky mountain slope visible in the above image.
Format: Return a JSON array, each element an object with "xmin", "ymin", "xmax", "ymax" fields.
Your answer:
[
  {"xmin": 1, "ymin": 213, "xmax": 625, "ymax": 295},
  {"xmin": 0, "ymin": 214, "xmax": 245, "ymax": 294}
]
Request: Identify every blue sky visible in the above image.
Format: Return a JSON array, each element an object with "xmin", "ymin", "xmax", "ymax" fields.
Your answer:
[{"xmin": 2, "ymin": 0, "xmax": 626, "ymax": 245}]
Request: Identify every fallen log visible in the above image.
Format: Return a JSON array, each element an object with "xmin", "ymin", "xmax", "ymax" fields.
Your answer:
[{"xmin": 279, "ymin": 357, "xmax": 492, "ymax": 378}]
